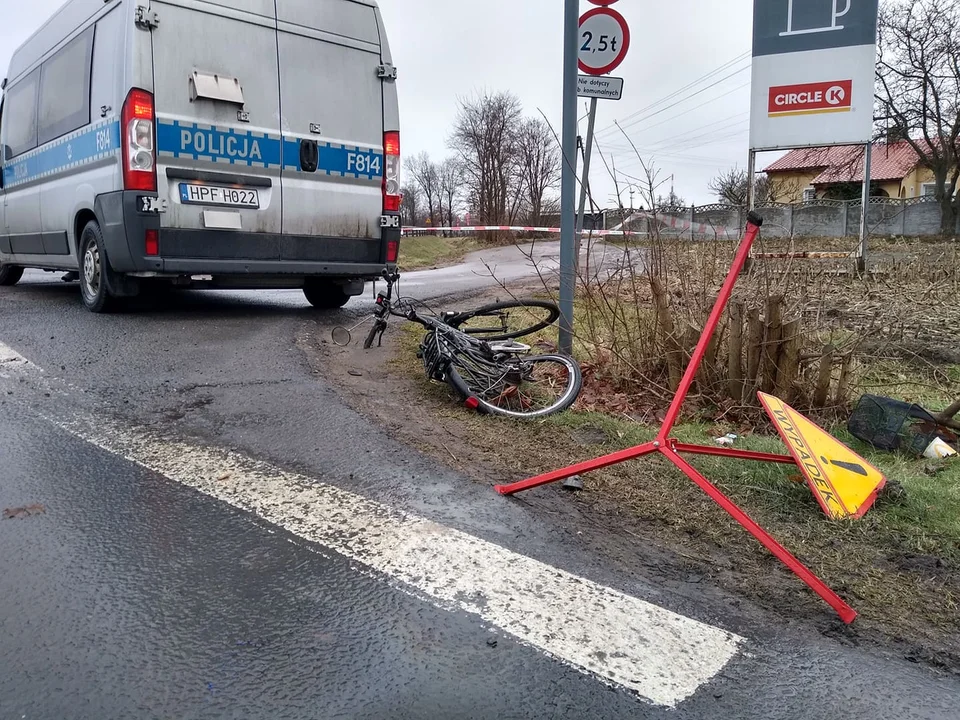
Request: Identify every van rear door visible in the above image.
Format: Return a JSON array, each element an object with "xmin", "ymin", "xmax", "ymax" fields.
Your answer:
[
  {"xmin": 152, "ymin": 0, "xmax": 283, "ymax": 238},
  {"xmin": 275, "ymin": 0, "xmax": 384, "ymax": 257}
]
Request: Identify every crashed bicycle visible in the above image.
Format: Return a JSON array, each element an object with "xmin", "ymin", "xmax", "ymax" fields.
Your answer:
[{"xmin": 332, "ymin": 272, "xmax": 582, "ymax": 420}]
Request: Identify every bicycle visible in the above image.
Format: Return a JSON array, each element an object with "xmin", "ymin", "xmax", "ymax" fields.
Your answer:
[{"xmin": 332, "ymin": 272, "xmax": 583, "ymax": 420}]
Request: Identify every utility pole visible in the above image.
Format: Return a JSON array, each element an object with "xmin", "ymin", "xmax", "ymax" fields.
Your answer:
[{"xmin": 558, "ymin": 0, "xmax": 579, "ymax": 356}]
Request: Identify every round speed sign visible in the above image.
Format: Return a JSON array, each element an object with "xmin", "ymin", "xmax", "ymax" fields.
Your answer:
[{"xmin": 578, "ymin": 7, "xmax": 630, "ymax": 76}]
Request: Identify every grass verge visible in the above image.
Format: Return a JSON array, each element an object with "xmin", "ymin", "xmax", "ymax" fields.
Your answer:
[
  {"xmin": 398, "ymin": 235, "xmax": 482, "ymax": 271},
  {"xmin": 392, "ymin": 322, "xmax": 960, "ymax": 666}
]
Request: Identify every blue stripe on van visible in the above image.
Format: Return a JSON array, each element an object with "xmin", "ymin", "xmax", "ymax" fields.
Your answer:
[
  {"xmin": 0, "ymin": 118, "xmax": 384, "ymax": 187},
  {"xmin": 2, "ymin": 119, "xmax": 121, "ymax": 189},
  {"xmin": 157, "ymin": 119, "xmax": 283, "ymax": 168},
  {"xmin": 157, "ymin": 119, "xmax": 383, "ymax": 179},
  {"xmin": 282, "ymin": 137, "xmax": 302, "ymax": 171}
]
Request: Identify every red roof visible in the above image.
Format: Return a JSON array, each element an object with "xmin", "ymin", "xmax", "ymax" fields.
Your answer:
[{"xmin": 764, "ymin": 141, "xmax": 922, "ymax": 184}]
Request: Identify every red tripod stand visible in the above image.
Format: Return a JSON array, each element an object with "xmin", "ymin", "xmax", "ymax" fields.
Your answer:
[{"xmin": 495, "ymin": 213, "xmax": 857, "ymax": 624}]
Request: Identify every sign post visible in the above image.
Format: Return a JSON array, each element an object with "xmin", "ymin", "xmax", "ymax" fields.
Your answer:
[
  {"xmin": 560, "ymin": 0, "xmax": 630, "ymax": 352},
  {"xmin": 558, "ymin": 0, "xmax": 581, "ymax": 357},
  {"xmin": 575, "ymin": 97, "xmax": 599, "ymax": 267}
]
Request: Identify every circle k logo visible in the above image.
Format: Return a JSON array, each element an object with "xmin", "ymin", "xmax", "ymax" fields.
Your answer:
[{"xmin": 825, "ymin": 86, "xmax": 846, "ymax": 105}]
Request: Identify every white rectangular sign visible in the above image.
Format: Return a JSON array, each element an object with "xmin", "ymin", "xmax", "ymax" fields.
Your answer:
[
  {"xmin": 578, "ymin": 75, "xmax": 624, "ymax": 101},
  {"xmin": 749, "ymin": 0, "xmax": 879, "ymax": 151}
]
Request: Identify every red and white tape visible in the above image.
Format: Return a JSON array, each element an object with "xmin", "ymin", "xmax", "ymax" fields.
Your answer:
[
  {"xmin": 401, "ymin": 212, "xmax": 736, "ymax": 238},
  {"xmin": 402, "ymin": 225, "xmax": 628, "ymax": 236}
]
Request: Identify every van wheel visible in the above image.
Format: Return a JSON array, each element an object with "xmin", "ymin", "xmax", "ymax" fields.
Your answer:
[
  {"xmin": 0, "ymin": 265, "xmax": 24, "ymax": 286},
  {"xmin": 303, "ymin": 280, "xmax": 351, "ymax": 310},
  {"xmin": 78, "ymin": 221, "xmax": 119, "ymax": 313}
]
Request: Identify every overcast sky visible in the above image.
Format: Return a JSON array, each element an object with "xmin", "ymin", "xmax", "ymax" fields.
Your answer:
[{"xmin": 1, "ymin": 0, "xmax": 776, "ymax": 206}]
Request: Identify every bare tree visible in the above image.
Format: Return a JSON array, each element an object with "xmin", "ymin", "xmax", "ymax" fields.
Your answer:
[
  {"xmin": 437, "ymin": 158, "xmax": 463, "ymax": 228},
  {"xmin": 449, "ymin": 91, "xmax": 525, "ymax": 226},
  {"xmin": 517, "ymin": 118, "xmax": 561, "ymax": 225},
  {"xmin": 656, "ymin": 188, "xmax": 687, "ymax": 210},
  {"xmin": 709, "ymin": 167, "xmax": 774, "ymax": 205},
  {"xmin": 876, "ymin": 0, "xmax": 960, "ymax": 233},
  {"xmin": 408, "ymin": 152, "xmax": 441, "ymax": 227},
  {"xmin": 400, "ymin": 184, "xmax": 422, "ymax": 227}
]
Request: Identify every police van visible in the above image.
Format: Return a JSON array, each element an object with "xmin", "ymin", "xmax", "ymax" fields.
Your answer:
[{"xmin": 0, "ymin": 0, "xmax": 401, "ymax": 312}]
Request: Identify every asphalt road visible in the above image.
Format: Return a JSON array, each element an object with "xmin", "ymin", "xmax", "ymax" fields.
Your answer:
[{"xmin": 1, "ymin": 256, "xmax": 958, "ymax": 719}]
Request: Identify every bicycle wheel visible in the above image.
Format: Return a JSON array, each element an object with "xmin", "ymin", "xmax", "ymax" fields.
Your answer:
[
  {"xmin": 447, "ymin": 354, "xmax": 582, "ymax": 420},
  {"xmin": 445, "ymin": 300, "xmax": 560, "ymax": 341}
]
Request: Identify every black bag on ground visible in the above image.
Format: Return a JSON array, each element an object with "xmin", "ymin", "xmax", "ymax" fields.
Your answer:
[{"xmin": 847, "ymin": 395, "xmax": 943, "ymax": 456}]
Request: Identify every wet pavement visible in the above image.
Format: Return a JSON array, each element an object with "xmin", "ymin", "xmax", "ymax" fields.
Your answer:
[
  {"xmin": 1, "ymin": 262, "xmax": 959, "ymax": 719},
  {"xmin": 0, "ymin": 403, "xmax": 648, "ymax": 720}
]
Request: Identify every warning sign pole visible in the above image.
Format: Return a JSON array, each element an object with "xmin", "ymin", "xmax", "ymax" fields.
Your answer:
[{"xmin": 495, "ymin": 212, "xmax": 859, "ymax": 624}]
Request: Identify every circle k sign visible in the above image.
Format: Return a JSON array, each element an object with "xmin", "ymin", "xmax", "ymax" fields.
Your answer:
[{"xmin": 578, "ymin": 6, "xmax": 630, "ymax": 76}]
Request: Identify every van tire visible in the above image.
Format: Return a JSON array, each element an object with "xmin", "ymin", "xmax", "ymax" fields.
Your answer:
[
  {"xmin": 0, "ymin": 265, "xmax": 24, "ymax": 287},
  {"xmin": 78, "ymin": 221, "xmax": 120, "ymax": 313},
  {"xmin": 303, "ymin": 280, "xmax": 351, "ymax": 310}
]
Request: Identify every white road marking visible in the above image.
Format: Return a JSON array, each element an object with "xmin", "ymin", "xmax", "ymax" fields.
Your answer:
[{"xmin": 0, "ymin": 341, "xmax": 742, "ymax": 707}]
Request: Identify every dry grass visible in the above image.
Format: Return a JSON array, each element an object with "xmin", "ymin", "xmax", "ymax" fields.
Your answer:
[{"xmin": 398, "ymin": 235, "xmax": 483, "ymax": 271}]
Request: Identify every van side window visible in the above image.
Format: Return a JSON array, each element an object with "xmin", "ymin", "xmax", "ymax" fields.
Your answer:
[
  {"xmin": 38, "ymin": 26, "xmax": 95, "ymax": 146},
  {"xmin": 1, "ymin": 69, "xmax": 40, "ymax": 158}
]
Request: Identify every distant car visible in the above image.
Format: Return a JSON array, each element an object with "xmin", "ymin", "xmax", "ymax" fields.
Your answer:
[{"xmin": 0, "ymin": 0, "xmax": 402, "ymax": 312}]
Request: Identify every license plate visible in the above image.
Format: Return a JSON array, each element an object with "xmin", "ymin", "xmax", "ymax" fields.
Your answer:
[{"xmin": 179, "ymin": 183, "xmax": 260, "ymax": 209}]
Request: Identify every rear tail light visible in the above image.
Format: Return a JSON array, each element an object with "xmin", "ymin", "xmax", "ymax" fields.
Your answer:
[
  {"xmin": 145, "ymin": 229, "xmax": 159, "ymax": 257},
  {"xmin": 121, "ymin": 88, "xmax": 157, "ymax": 192},
  {"xmin": 386, "ymin": 240, "xmax": 399, "ymax": 264},
  {"xmin": 383, "ymin": 131, "xmax": 401, "ymax": 212}
]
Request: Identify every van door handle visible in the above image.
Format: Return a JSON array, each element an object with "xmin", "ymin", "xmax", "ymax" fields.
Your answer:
[{"xmin": 299, "ymin": 140, "xmax": 319, "ymax": 173}]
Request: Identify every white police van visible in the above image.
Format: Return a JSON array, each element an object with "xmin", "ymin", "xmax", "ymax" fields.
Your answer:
[{"xmin": 0, "ymin": 0, "xmax": 401, "ymax": 312}]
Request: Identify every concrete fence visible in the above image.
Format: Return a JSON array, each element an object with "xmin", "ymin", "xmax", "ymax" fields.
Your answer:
[{"xmin": 606, "ymin": 197, "xmax": 955, "ymax": 238}]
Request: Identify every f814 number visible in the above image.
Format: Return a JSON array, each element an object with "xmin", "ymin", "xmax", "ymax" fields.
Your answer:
[{"xmin": 346, "ymin": 152, "xmax": 383, "ymax": 176}]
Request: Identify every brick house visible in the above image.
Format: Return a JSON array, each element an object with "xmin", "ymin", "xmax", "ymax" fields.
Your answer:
[{"xmin": 764, "ymin": 141, "xmax": 943, "ymax": 203}]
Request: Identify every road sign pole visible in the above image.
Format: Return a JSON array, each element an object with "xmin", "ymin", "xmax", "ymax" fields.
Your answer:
[
  {"xmin": 574, "ymin": 98, "xmax": 599, "ymax": 271},
  {"xmin": 559, "ymin": 0, "xmax": 580, "ymax": 356},
  {"xmin": 857, "ymin": 141, "xmax": 872, "ymax": 274}
]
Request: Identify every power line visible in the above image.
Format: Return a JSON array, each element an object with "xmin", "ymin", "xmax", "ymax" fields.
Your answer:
[
  {"xmin": 596, "ymin": 93, "xmax": 747, "ymax": 145},
  {"xmin": 616, "ymin": 128, "xmax": 747, "ymax": 164},
  {"xmin": 609, "ymin": 82, "xmax": 752, "ymax": 143},
  {"xmin": 604, "ymin": 110, "xmax": 749, "ymax": 154},
  {"xmin": 610, "ymin": 128, "xmax": 750, "ymax": 168},
  {"xmin": 603, "ymin": 121, "xmax": 750, "ymax": 165},
  {"xmin": 596, "ymin": 50, "xmax": 749, "ymax": 133},
  {"xmin": 600, "ymin": 66, "xmax": 751, "ymax": 140},
  {"xmin": 596, "ymin": 50, "xmax": 751, "ymax": 136},
  {"xmin": 644, "ymin": 116, "xmax": 750, "ymax": 152}
]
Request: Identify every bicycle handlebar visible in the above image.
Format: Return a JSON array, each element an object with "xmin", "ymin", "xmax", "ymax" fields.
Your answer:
[{"xmin": 374, "ymin": 272, "xmax": 492, "ymax": 354}]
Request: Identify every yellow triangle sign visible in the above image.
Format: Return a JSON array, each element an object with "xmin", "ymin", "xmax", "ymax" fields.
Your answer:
[{"xmin": 759, "ymin": 392, "xmax": 887, "ymax": 520}]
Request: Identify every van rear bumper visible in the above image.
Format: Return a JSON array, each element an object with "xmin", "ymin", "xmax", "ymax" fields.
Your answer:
[
  {"xmin": 160, "ymin": 259, "xmax": 388, "ymax": 278},
  {"xmin": 96, "ymin": 191, "xmax": 397, "ymax": 280}
]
